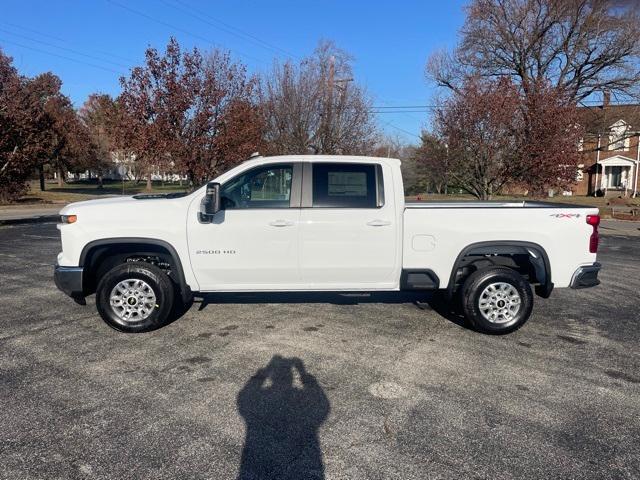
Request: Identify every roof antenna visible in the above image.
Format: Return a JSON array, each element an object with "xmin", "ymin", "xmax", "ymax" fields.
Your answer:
[{"xmin": 249, "ymin": 152, "xmax": 261, "ymax": 159}]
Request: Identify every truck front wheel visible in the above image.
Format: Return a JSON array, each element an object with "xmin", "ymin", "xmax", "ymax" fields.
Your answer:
[
  {"xmin": 96, "ymin": 263, "xmax": 174, "ymax": 333},
  {"xmin": 461, "ymin": 267, "xmax": 533, "ymax": 334}
]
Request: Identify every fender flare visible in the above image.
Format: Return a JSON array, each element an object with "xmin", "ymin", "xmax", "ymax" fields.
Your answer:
[
  {"xmin": 79, "ymin": 237, "xmax": 192, "ymax": 302},
  {"xmin": 446, "ymin": 240, "xmax": 553, "ymax": 299}
]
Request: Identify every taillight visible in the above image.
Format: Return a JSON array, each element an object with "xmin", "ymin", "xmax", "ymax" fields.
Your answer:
[{"xmin": 586, "ymin": 214, "xmax": 600, "ymax": 253}]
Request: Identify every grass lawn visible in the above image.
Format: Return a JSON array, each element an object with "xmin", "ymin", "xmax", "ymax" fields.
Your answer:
[{"xmin": 9, "ymin": 180, "xmax": 189, "ymax": 205}]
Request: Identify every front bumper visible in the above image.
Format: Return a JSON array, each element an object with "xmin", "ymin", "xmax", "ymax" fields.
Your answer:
[
  {"xmin": 570, "ymin": 262, "xmax": 601, "ymax": 289},
  {"xmin": 54, "ymin": 264, "xmax": 84, "ymax": 297}
]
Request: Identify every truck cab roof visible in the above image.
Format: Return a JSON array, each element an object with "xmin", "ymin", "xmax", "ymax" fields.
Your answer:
[{"xmin": 241, "ymin": 154, "xmax": 401, "ymax": 167}]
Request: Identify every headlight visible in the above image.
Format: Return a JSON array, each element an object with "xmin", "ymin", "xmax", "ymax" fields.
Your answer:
[{"xmin": 60, "ymin": 214, "xmax": 77, "ymax": 224}]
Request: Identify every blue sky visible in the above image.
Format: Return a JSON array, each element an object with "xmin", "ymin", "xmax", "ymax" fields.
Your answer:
[{"xmin": 1, "ymin": 0, "xmax": 466, "ymax": 143}]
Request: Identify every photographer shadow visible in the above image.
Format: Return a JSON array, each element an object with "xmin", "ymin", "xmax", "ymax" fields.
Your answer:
[{"xmin": 237, "ymin": 355, "xmax": 330, "ymax": 480}]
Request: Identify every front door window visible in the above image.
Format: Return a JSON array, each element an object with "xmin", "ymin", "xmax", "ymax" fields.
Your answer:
[
  {"xmin": 609, "ymin": 166, "xmax": 622, "ymax": 188},
  {"xmin": 221, "ymin": 164, "xmax": 293, "ymax": 209}
]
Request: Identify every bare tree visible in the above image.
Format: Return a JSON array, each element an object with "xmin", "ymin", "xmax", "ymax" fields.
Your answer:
[
  {"xmin": 262, "ymin": 41, "xmax": 377, "ymax": 155},
  {"xmin": 370, "ymin": 134, "xmax": 404, "ymax": 158},
  {"xmin": 428, "ymin": 0, "xmax": 640, "ymax": 102}
]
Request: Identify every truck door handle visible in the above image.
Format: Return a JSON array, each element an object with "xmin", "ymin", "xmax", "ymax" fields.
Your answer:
[
  {"xmin": 269, "ymin": 220, "xmax": 295, "ymax": 227},
  {"xmin": 367, "ymin": 219, "xmax": 391, "ymax": 227}
]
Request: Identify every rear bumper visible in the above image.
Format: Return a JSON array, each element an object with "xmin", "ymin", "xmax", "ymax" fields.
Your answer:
[
  {"xmin": 54, "ymin": 265, "xmax": 84, "ymax": 297},
  {"xmin": 570, "ymin": 262, "xmax": 601, "ymax": 289}
]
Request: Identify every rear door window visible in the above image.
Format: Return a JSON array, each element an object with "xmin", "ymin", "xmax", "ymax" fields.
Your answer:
[{"xmin": 312, "ymin": 163, "xmax": 379, "ymax": 208}]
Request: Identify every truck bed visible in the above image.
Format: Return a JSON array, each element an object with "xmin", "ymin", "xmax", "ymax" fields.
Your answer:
[{"xmin": 402, "ymin": 202, "xmax": 598, "ymax": 289}]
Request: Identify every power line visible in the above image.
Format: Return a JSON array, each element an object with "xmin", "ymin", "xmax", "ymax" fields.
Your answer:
[
  {"xmin": 382, "ymin": 120, "xmax": 421, "ymax": 139},
  {"xmin": 371, "ymin": 110, "xmax": 431, "ymax": 113},
  {"xmin": 373, "ymin": 99, "xmax": 428, "ymax": 140},
  {"xmin": 0, "ymin": 37, "xmax": 125, "ymax": 75},
  {"xmin": 0, "ymin": 27, "xmax": 130, "ymax": 69},
  {"xmin": 0, "ymin": 21, "xmax": 137, "ymax": 64},
  {"xmin": 161, "ymin": 0, "xmax": 300, "ymax": 60},
  {"xmin": 107, "ymin": 0, "xmax": 267, "ymax": 65},
  {"xmin": 372, "ymin": 105, "xmax": 438, "ymax": 109}
]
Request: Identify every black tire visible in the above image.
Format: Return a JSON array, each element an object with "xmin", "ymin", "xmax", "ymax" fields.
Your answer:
[
  {"xmin": 96, "ymin": 262, "xmax": 174, "ymax": 333},
  {"xmin": 461, "ymin": 266, "xmax": 533, "ymax": 334}
]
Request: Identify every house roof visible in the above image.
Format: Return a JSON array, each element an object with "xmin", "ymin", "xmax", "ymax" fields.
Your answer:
[
  {"xmin": 577, "ymin": 104, "xmax": 640, "ymax": 134},
  {"xmin": 598, "ymin": 154, "xmax": 636, "ymax": 166}
]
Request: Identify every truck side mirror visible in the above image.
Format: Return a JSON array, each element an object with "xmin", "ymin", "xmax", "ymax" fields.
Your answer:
[{"xmin": 200, "ymin": 182, "xmax": 221, "ymax": 221}]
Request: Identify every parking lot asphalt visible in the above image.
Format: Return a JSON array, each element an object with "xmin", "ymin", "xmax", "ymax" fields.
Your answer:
[{"xmin": 0, "ymin": 222, "xmax": 638, "ymax": 480}]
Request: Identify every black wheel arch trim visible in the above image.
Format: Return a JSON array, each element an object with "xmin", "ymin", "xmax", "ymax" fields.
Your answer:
[
  {"xmin": 400, "ymin": 269, "xmax": 440, "ymax": 290},
  {"xmin": 446, "ymin": 240, "xmax": 553, "ymax": 299},
  {"xmin": 79, "ymin": 237, "xmax": 192, "ymax": 302}
]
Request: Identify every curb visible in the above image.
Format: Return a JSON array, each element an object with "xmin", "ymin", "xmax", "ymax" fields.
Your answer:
[{"xmin": 0, "ymin": 215, "xmax": 60, "ymax": 226}]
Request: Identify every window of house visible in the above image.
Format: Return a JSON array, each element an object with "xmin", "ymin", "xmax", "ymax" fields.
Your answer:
[
  {"xmin": 221, "ymin": 164, "xmax": 293, "ymax": 209},
  {"xmin": 609, "ymin": 120, "xmax": 630, "ymax": 151},
  {"xmin": 312, "ymin": 163, "xmax": 380, "ymax": 208}
]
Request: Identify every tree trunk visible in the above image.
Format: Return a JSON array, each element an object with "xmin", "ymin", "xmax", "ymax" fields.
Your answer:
[
  {"xmin": 97, "ymin": 173, "xmax": 103, "ymax": 189},
  {"xmin": 57, "ymin": 166, "xmax": 64, "ymax": 187},
  {"xmin": 146, "ymin": 174, "xmax": 152, "ymax": 191},
  {"xmin": 38, "ymin": 165, "xmax": 45, "ymax": 191}
]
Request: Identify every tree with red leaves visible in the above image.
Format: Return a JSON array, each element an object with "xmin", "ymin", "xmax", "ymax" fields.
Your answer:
[
  {"xmin": 1, "ymin": 49, "xmax": 87, "ymax": 200},
  {"xmin": 79, "ymin": 94, "xmax": 119, "ymax": 188},
  {"xmin": 434, "ymin": 77, "xmax": 582, "ymax": 199},
  {"xmin": 118, "ymin": 38, "xmax": 263, "ymax": 190},
  {"xmin": 43, "ymin": 92, "xmax": 88, "ymax": 187},
  {"xmin": 518, "ymin": 82, "xmax": 584, "ymax": 194},
  {"xmin": 0, "ymin": 49, "xmax": 28, "ymax": 201},
  {"xmin": 411, "ymin": 132, "xmax": 450, "ymax": 195}
]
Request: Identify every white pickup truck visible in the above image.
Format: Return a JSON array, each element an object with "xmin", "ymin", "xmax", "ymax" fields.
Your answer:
[{"xmin": 54, "ymin": 155, "xmax": 601, "ymax": 334}]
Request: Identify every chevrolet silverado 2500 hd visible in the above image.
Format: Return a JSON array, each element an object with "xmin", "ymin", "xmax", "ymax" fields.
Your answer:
[{"xmin": 54, "ymin": 155, "xmax": 601, "ymax": 334}]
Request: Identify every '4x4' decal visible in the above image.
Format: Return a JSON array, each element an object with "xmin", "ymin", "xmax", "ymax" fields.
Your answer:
[{"xmin": 549, "ymin": 213, "xmax": 582, "ymax": 219}]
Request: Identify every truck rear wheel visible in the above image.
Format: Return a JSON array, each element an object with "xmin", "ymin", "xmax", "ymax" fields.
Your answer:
[
  {"xmin": 96, "ymin": 263, "xmax": 174, "ymax": 333},
  {"xmin": 461, "ymin": 266, "xmax": 533, "ymax": 334}
]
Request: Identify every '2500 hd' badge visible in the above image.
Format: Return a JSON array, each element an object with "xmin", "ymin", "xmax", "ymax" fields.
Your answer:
[{"xmin": 195, "ymin": 249, "xmax": 237, "ymax": 255}]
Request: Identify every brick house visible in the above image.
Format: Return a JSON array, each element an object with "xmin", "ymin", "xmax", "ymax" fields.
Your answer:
[{"xmin": 574, "ymin": 96, "xmax": 640, "ymax": 196}]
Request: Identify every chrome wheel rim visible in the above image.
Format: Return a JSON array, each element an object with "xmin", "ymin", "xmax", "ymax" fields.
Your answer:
[
  {"xmin": 478, "ymin": 282, "xmax": 521, "ymax": 324},
  {"xmin": 109, "ymin": 279, "xmax": 156, "ymax": 323}
]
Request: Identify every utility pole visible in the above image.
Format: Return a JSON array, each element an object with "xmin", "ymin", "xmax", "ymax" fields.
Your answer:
[
  {"xmin": 321, "ymin": 55, "xmax": 352, "ymax": 154},
  {"xmin": 321, "ymin": 55, "xmax": 335, "ymax": 154},
  {"xmin": 594, "ymin": 134, "xmax": 601, "ymax": 194},
  {"xmin": 634, "ymin": 133, "xmax": 639, "ymax": 198}
]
